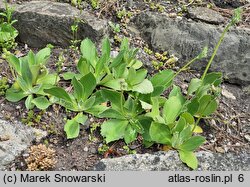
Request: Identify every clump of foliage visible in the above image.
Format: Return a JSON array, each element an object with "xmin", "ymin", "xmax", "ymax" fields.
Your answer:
[
  {"xmin": 0, "ymin": 76, "xmax": 9, "ymax": 96},
  {"xmin": 4, "ymin": 46, "xmax": 58, "ymax": 110},
  {"xmin": 5, "ymin": 8, "xmax": 241, "ymax": 169},
  {"xmin": 0, "ymin": 2, "xmax": 18, "ymax": 50}
]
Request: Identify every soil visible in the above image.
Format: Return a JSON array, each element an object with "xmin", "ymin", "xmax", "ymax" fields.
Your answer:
[{"xmin": 0, "ymin": 0, "xmax": 249, "ymax": 171}]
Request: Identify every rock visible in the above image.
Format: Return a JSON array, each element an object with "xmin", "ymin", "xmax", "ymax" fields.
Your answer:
[
  {"xmin": 221, "ymin": 89, "xmax": 236, "ymax": 100},
  {"xmin": 0, "ymin": 1, "xmax": 108, "ymax": 48},
  {"xmin": 188, "ymin": 7, "xmax": 225, "ymax": 24},
  {"xmin": 133, "ymin": 12, "xmax": 250, "ymax": 85},
  {"xmin": 94, "ymin": 151, "xmax": 250, "ymax": 171},
  {"xmin": 0, "ymin": 118, "xmax": 47, "ymax": 170},
  {"xmin": 213, "ymin": 0, "xmax": 249, "ymax": 8},
  {"xmin": 244, "ymin": 134, "xmax": 250, "ymax": 142}
]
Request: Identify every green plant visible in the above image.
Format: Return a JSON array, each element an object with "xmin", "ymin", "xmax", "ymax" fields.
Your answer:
[
  {"xmin": 108, "ymin": 21, "xmax": 120, "ymax": 33},
  {"xmin": 19, "ymin": 8, "xmax": 240, "ymax": 170},
  {"xmin": 123, "ymin": 145, "xmax": 136, "ymax": 154},
  {"xmin": 0, "ymin": 2, "xmax": 18, "ymax": 50},
  {"xmin": 21, "ymin": 110, "xmax": 43, "ymax": 126},
  {"xmin": 89, "ymin": 0, "xmax": 99, "ymax": 9},
  {"xmin": 4, "ymin": 47, "xmax": 58, "ymax": 110},
  {"xmin": 0, "ymin": 77, "xmax": 9, "ymax": 96},
  {"xmin": 70, "ymin": 17, "xmax": 81, "ymax": 51}
]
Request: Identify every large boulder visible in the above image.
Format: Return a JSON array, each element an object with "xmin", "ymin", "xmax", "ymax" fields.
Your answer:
[
  {"xmin": 0, "ymin": 118, "xmax": 47, "ymax": 170},
  {"xmin": 0, "ymin": 1, "xmax": 108, "ymax": 48},
  {"xmin": 94, "ymin": 151, "xmax": 250, "ymax": 171},
  {"xmin": 133, "ymin": 12, "xmax": 250, "ymax": 85}
]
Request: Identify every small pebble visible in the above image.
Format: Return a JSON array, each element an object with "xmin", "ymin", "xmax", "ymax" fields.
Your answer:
[
  {"xmin": 244, "ymin": 134, "xmax": 250, "ymax": 142},
  {"xmin": 83, "ymin": 147, "xmax": 89, "ymax": 152}
]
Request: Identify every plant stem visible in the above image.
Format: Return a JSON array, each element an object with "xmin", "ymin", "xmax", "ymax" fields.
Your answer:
[
  {"xmin": 201, "ymin": 23, "xmax": 232, "ymax": 80},
  {"xmin": 174, "ymin": 56, "xmax": 198, "ymax": 78},
  {"xmin": 192, "ymin": 116, "xmax": 201, "ymax": 132}
]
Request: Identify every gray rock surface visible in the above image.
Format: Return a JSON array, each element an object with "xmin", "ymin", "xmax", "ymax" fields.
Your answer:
[
  {"xmin": 94, "ymin": 151, "xmax": 250, "ymax": 171},
  {"xmin": 188, "ymin": 7, "xmax": 225, "ymax": 24},
  {"xmin": 0, "ymin": 1, "xmax": 108, "ymax": 48},
  {"xmin": 133, "ymin": 12, "xmax": 250, "ymax": 85},
  {"xmin": 0, "ymin": 118, "xmax": 47, "ymax": 170}
]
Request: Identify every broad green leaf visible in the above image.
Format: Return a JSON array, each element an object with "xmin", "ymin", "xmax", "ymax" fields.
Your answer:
[
  {"xmin": 187, "ymin": 98, "xmax": 199, "ymax": 115},
  {"xmin": 127, "ymin": 68, "xmax": 147, "ymax": 86},
  {"xmin": 181, "ymin": 112, "xmax": 195, "ymax": 125},
  {"xmin": 132, "ymin": 79, "xmax": 153, "ymax": 94},
  {"xmin": 169, "ymin": 85, "xmax": 186, "ymax": 104},
  {"xmin": 44, "ymin": 87, "xmax": 72, "ymax": 103},
  {"xmin": 99, "ymin": 108, "xmax": 125, "ymax": 119},
  {"xmin": 79, "ymin": 72, "xmax": 96, "ymax": 100},
  {"xmin": 95, "ymin": 54, "xmax": 106, "ymax": 77},
  {"xmin": 114, "ymin": 63, "xmax": 127, "ymax": 78},
  {"xmin": 36, "ymin": 47, "xmax": 51, "ymax": 65},
  {"xmin": 77, "ymin": 57, "xmax": 91, "ymax": 76},
  {"xmin": 173, "ymin": 116, "xmax": 186, "ymax": 133},
  {"xmin": 188, "ymin": 78, "xmax": 202, "ymax": 95},
  {"xmin": 202, "ymin": 72, "xmax": 222, "ymax": 86},
  {"xmin": 179, "ymin": 150, "xmax": 198, "ymax": 170},
  {"xmin": 5, "ymin": 88, "xmax": 27, "ymax": 102},
  {"xmin": 64, "ymin": 119, "xmax": 80, "ymax": 139},
  {"xmin": 180, "ymin": 136, "xmax": 206, "ymax": 151},
  {"xmin": 25, "ymin": 95, "xmax": 34, "ymax": 109},
  {"xmin": 64, "ymin": 113, "xmax": 87, "ymax": 139},
  {"xmin": 80, "ymin": 38, "xmax": 98, "ymax": 67},
  {"xmin": 197, "ymin": 95, "xmax": 218, "ymax": 116},
  {"xmin": 179, "ymin": 126, "xmax": 192, "ymax": 143},
  {"xmin": 6, "ymin": 54, "xmax": 20, "ymax": 74},
  {"xmin": 130, "ymin": 120, "xmax": 144, "ymax": 134},
  {"xmin": 101, "ymin": 119, "xmax": 128, "ymax": 143},
  {"xmin": 102, "ymin": 37, "xmax": 111, "ymax": 57},
  {"xmin": 100, "ymin": 89, "xmax": 124, "ymax": 111},
  {"xmin": 72, "ymin": 77, "xmax": 84, "ymax": 102},
  {"xmin": 163, "ymin": 96, "xmax": 182, "ymax": 125},
  {"xmin": 149, "ymin": 122, "xmax": 171, "ymax": 145},
  {"xmin": 109, "ymin": 50, "xmax": 125, "ymax": 68},
  {"xmin": 150, "ymin": 69, "xmax": 174, "ymax": 89},
  {"xmin": 103, "ymin": 78, "xmax": 128, "ymax": 91},
  {"xmin": 21, "ymin": 60, "xmax": 33, "ymax": 88},
  {"xmin": 124, "ymin": 124, "xmax": 137, "ymax": 144},
  {"xmin": 74, "ymin": 113, "xmax": 88, "ymax": 124},
  {"xmin": 139, "ymin": 117, "xmax": 153, "ymax": 142},
  {"xmin": 32, "ymin": 96, "xmax": 51, "ymax": 110},
  {"xmin": 37, "ymin": 73, "xmax": 58, "ymax": 85},
  {"xmin": 81, "ymin": 96, "xmax": 96, "ymax": 110},
  {"xmin": 28, "ymin": 50, "xmax": 36, "ymax": 65},
  {"xmin": 151, "ymin": 86, "xmax": 164, "ymax": 97}
]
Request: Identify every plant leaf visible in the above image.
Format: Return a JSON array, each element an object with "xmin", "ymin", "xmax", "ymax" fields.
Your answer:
[
  {"xmin": 5, "ymin": 88, "xmax": 26, "ymax": 102},
  {"xmin": 100, "ymin": 89, "xmax": 124, "ymax": 111},
  {"xmin": 132, "ymin": 79, "xmax": 153, "ymax": 94},
  {"xmin": 179, "ymin": 150, "xmax": 198, "ymax": 170},
  {"xmin": 32, "ymin": 96, "xmax": 51, "ymax": 110},
  {"xmin": 101, "ymin": 119, "xmax": 128, "ymax": 143},
  {"xmin": 99, "ymin": 108, "xmax": 125, "ymax": 119},
  {"xmin": 180, "ymin": 136, "xmax": 206, "ymax": 151},
  {"xmin": 163, "ymin": 96, "xmax": 182, "ymax": 125},
  {"xmin": 25, "ymin": 95, "xmax": 34, "ymax": 109},
  {"xmin": 80, "ymin": 38, "xmax": 98, "ymax": 67},
  {"xmin": 79, "ymin": 72, "xmax": 96, "ymax": 100},
  {"xmin": 44, "ymin": 87, "xmax": 72, "ymax": 103},
  {"xmin": 188, "ymin": 78, "xmax": 202, "ymax": 95},
  {"xmin": 149, "ymin": 122, "xmax": 172, "ymax": 145},
  {"xmin": 64, "ymin": 113, "xmax": 87, "ymax": 139},
  {"xmin": 36, "ymin": 47, "xmax": 51, "ymax": 65}
]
